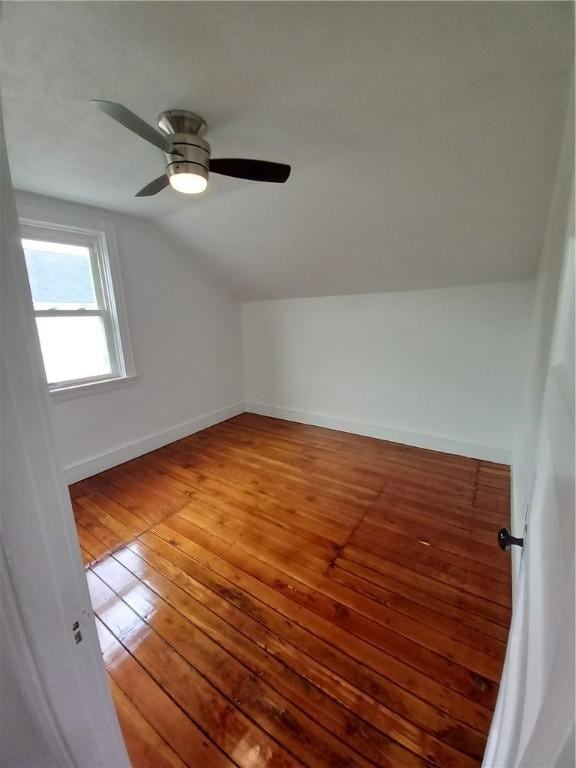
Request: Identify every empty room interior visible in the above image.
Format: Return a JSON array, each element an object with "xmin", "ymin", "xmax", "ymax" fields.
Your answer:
[{"xmin": 1, "ymin": 2, "xmax": 574, "ymax": 768}]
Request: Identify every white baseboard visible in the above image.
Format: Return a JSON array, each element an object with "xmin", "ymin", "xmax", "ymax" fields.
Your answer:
[
  {"xmin": 64, "ymin": 399, "xmax": 511, "ymax": 484},
  {"xmin": 64, "ymin": 402, "xmax": 244, "ymax": 484},
  {"xmin": 244, "ymin": 401, "xmax": 511, "ymax": 464}
]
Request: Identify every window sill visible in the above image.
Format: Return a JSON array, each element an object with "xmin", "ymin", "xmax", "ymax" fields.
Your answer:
[{"xmin": 49, "ymin": 374, "xmax": 137, "ymax": 403}]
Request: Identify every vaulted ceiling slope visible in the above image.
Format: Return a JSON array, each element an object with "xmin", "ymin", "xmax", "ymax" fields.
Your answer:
[{"xmin": 2, "ymin": 2, "xmax": 573, "ymax": 300}]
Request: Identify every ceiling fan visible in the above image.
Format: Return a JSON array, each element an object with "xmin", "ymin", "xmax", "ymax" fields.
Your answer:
[{"xmin": 91, "ymin": 100, "xmax": 291, "ymax": 197}]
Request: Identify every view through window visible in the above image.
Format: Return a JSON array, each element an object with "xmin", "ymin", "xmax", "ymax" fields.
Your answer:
[{"xmin": 21, "ymin": 225, "xmax": 130, "ymax": 391}]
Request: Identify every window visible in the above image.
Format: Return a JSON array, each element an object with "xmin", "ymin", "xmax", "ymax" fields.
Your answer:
[{"xmin": 21, "ymin": 219, "xmax": 135, "ymax": 399}]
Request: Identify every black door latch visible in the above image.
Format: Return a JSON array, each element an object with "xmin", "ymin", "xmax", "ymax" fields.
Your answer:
[{"xmin": 498, "ymin": 528, "xmax": 524, "ymax": 551}]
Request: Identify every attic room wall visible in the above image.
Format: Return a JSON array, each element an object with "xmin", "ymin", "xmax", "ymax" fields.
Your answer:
[
  {"xmin": 16, "ymin": 193, "xmax": 244, "ymax": 482},
  {"xmin": 242, "ymin": 281, "xmax": 534, "ymax": 463},
  {"xmin": 510, "ymin": 82, "xmax": 574, "ymax": 541}
]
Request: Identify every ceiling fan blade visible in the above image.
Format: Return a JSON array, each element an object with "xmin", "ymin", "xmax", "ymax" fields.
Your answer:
[
  {"xmin": 135, "ymin": 175, "xmax": 170, "ymax": 197},
  {"xmin": 209, "ymin": 158, "xmax": 291, "ymax": 183},
  {"xmin": 91, "ymin": 100, "xmax": 181, "ymax": 156}
]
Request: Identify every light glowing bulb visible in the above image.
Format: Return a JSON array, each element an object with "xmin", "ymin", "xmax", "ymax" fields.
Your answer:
[{"xmin": 169, "ymin": 172, "xmax": 208, "ymax": 194}]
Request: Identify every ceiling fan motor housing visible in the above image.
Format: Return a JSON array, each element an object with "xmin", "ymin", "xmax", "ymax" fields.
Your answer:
[{"xmin": 158, "ymin": 109, "xmax": 210, "ymax": 184}]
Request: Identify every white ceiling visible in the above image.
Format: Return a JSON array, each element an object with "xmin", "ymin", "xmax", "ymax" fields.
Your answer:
[{"xmin": 2, "ymin": 2, "xmax": 573, "ymax": 300}]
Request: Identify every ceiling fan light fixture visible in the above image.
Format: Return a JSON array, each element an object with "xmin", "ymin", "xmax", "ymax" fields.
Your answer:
[
  {"xmin": 91, "ymin": 102, "xmax": 291, "ymax": 197},
  {"xmin": 169, "ymin": 171, "xmax": 208, "ymax": 195}
]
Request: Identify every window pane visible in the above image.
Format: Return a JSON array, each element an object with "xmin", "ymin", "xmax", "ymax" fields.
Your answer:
[
  {"xmin": 22, "ymin": 239, "xmax": 98, "ymax": 309},
  {"xmin": 36, "ymin": 316, "xmax": 112, "ymax": 384}
]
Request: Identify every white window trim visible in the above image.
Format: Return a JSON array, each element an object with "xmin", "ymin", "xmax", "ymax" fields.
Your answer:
[{"xmin": 20, "ymin": 216, "xmax": 136, "ymax": 401}]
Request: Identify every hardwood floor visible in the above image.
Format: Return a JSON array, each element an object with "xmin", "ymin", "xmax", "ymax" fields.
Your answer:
[{"xmin": 71, "ymin": 413, "xmax": 512, "ymax": 767}]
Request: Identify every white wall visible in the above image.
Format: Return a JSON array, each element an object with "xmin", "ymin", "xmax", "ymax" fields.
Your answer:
[
  {"xmin": 242, "ymin": 281, "xmax": 534, "ymax": 462},
  {"xmin": 16, "ymin": 193, "xmax": 244, "ymax": 482},
  {"xmin": 482, "ymin": 82, "xmax": 574, "ymax": 768},
  {"xmin": 510, "ymin": 85, "xmax": 574, "ymax": 537},
  {"xmin": 18, "ymin": 191, "xmax": 539, "ymax": 476}
]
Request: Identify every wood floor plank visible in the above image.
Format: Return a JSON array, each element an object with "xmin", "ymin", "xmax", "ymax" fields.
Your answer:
[
  {"xmin": 186, "ymin": 431, "xmax": 384, "ymax": 498},
  {"xmin": 231, "ymin": 414, "xmax": 479, "ymax": 482},
  {"xmin": 108, "ymin": 677, "xmax": 186, "ymax": 768},
  {"xmin": 172, "ymin": 438, "xmax": 377, "ymax": 508},
  {"xmin": 341, "ymin": 548, "xmax": 510, "ymax": 627},
  {"xmin": 71, "ymin": 414, "xmax": 512, "ymax": 767},
  {"xmin": 95, "ymin": 617, "xmax": 235, "ymax": 768},
  {"xmin": 344, "ymin": 541, "xmax": 511, "ymax": 609},
  {"xmin": 178, "ymin": 501, "xmax": 334, "ymax": 573},
  {"xmin": 88, "ymin": 569, "xmax": 303, "ymax": 768},
  {"xmin": 75, "ymin": 523, "xmax": 108, "ymax": 562},
  {"xmin": 135, "ymin": 451, "xmax": 355, "ymax": 543},
  {"xmin": 198, "ymin": 423, "xmax": 392, "ymax": 493},
  {"xmin": 477, "ymin": 462, "xmax": 511, "ymax": 492},
  {"xmin": 185, "ymin": 483, "xmax": 345, "ymax": 548},
  {"xmin": 328, "ymin": 563, "xmax": 508, "ymax": 654},
  {"xmin": 87, "ymin": 473, "xmax": 173, "ymax": 526},
  {"xmin": 80, "ymin": 546, "xmax": 94, "ymax": 566},
  {"xmin": 350, "ymin": 529, "xmax": 511, "ymax": 591},
  {"xmin": 93, "ymin": 557, "xmax": 375, "ymax": 768},
  {"xmin": 115, "ymin": 540, "xmax": 431, "ymax": 768},
  {"xmin": 155, "ymin": 517, "xmax": 493, "ymax": 744},
  {"xmin": 125, "ymin": 534, "xmax": 482, "ymax": 767},
  {"xmin": 75, "ymin": 495, "xmax": 140, "ymax": 543},
  {"xmin": 186, "ymin": 494, "xmax": 338, "ymax": 564},
  {"xmin": 473, "ymin": 485, "xmax": 511, "ymax": 514},
  {"xmin": 175, "ymin": 505, "xmax": 502, "ymax": 687},
  {"xmin": 211, "ymin": 421, "xmax": 477, "ymax": 494},
  {"xmin": 332, "ymin": 556, "xmax": 509, "ymax": 641},
  {"xmin": 80, "ymin": 490, "xmax": 149, "ymax": 535},
  {"xmin": 153, "ymin": 442, "xmax": 364, "ymax": 531},
  {"xmin": 72, "ymin": 501, "xmax": 125, "ymax": 553},
  {"xmin": 360, "ymin": 511, "xmax": 508, "ymax": 572},
  {"xmin": 371, "ymin": 493, "xmax": 507, "ymax": 534}
]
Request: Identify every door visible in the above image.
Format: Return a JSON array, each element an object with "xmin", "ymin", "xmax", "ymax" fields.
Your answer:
[
  {"xmin": 0, "ymin": 90, "xmax": 130, "ymax": 766},
  {"xmin": 483, "ymin": 233, "xmax": 575, "ymax": 767}
]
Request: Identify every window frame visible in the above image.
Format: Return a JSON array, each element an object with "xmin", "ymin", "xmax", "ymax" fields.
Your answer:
[{"xmin": 20, "ymin": 217, "xmax": 136, "ymax": 401}]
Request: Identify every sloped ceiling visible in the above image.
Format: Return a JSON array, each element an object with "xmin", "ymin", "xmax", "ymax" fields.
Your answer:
[{"xmin": 1, "ymin": 1, "xmax": 573, "ymax": 300}]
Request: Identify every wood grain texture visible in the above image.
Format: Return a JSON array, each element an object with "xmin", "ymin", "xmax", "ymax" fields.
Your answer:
[{"xmin": 72, "ymin": 413, "xmax": 512, "ymax": 767}]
